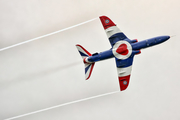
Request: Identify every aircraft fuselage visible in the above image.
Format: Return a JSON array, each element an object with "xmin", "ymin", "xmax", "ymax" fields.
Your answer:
[{"xmin": 85, "ymin": 35, "xmax": 170, "ymax": 63}]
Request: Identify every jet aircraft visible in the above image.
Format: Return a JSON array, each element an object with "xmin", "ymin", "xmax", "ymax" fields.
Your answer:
[{"xmin": 76, "ymin": 16, "xmax": 170, "ymax": 91}]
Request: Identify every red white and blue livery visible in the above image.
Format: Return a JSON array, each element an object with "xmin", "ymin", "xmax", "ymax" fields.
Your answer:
[{"xmin": 76, "ymin": 16, "xmax": 170, "ymax": 91}]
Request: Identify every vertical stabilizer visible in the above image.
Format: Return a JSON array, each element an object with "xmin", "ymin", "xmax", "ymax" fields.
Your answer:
[{"xmin": 76, "ymin": 44, "xmax": 95, "ymax": 80}]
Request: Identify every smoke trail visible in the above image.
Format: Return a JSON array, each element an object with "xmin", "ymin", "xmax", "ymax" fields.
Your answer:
[
  {"xmin": 4, "ymin": 91, "xmax": 119, "ymax": 120},
  {"xmin": 0, "ymin": 61, "xmax": 82, "ymax": 90},
  {"xmin": 0, "ymin": 17, "xmax": 98, "ymax": 52}
]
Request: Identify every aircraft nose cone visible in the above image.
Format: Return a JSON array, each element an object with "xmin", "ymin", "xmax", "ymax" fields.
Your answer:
[
  {"xmin": 164, "ymin": 35, "xmax": 170, "ymax": 40},
  {"xmin": 156, "ymin": 35, "xmax": 170, "ymax": 43}
]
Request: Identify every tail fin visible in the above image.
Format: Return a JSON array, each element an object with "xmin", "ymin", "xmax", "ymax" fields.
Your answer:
[{"xmin": 76, "ymin": 44, "xmax": 95, "ymax": 80}]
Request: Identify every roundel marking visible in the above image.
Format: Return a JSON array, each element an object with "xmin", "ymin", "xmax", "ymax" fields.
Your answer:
[
  {"xmin": 116, "ymin": 44, "xmax": 128, "ymax": 55},
  {"xmin": 105, "ymin": 19, "xmax": 109, "ymax": 23},
  {"xmin": 112, "ymin": 41, "xmax": 132, "ymax": 60},
  {"xmin": 123, "ymin": 81, "xmax": 127, "ymax": 85}
]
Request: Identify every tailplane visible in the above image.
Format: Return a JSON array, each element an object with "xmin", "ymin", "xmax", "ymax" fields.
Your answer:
[{"xmin": 76, "ymin": 44, "xmax": 95, "ymax": 80}]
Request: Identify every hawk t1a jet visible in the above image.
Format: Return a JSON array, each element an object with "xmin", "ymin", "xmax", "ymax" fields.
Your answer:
[{"xmin": 76, "ymin": 16, "xmax": 170, "ymax": 91}]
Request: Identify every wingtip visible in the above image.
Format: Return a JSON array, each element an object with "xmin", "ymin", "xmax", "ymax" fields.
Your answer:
[
  {"xmin": 119, "ymin": 75, "xmax": 130, "ymax": 91},
  {"xmin": 99, "ymin": 16, "xmax": 116, "ymax": 29}
]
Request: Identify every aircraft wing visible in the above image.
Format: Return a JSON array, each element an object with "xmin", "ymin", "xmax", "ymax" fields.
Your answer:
[
  {"xmin": 99, "ymin": 16, "xmax": 128, "ymax": 46},
  {"xmin": 100, "ymin": 16, "xmax": 134, "ymax": 91},
  {"xmin": 115, "ymin": 56, "xmax": 134, "ymax": 91}
]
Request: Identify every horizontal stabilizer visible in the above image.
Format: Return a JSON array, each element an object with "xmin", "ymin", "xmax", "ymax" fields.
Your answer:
[{"xmin": 85, "ymin": 63, "xmax": 95, "ymax": 80}]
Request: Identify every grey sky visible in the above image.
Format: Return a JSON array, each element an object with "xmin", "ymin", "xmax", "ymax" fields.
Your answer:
[{"xmin": 0, "ymin": 0, "xmax": 180, "ymax": 120}]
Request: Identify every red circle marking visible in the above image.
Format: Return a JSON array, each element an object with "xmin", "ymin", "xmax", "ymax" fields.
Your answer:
[{"xmin": 116, "ymin": 44, "xmax": 129, "ymax": 55}]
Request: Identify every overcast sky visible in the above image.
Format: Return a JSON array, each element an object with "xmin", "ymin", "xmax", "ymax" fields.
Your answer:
[{"xmin": 0, "ymin": 0, "xmax": 180, "ymax": 120}]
